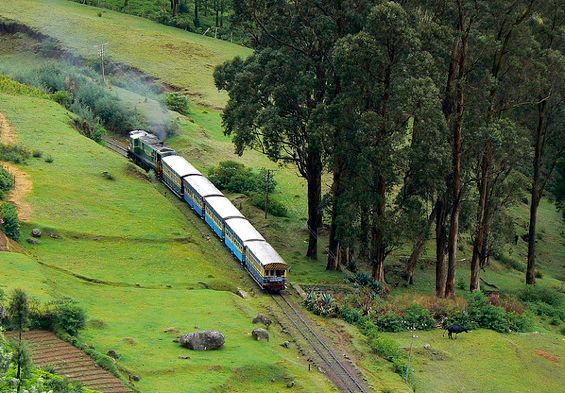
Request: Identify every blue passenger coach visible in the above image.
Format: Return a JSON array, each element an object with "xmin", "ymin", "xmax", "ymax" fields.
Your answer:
[
  {"xmin": 204, "ymin": 196, "xmax": 244, "ymax": 238},
  {"xmin": 183, "ymin": 175, "xmax": 222, "ymax": 217},
  {"xmin": 224, "ymin": 218, "xmax": 264, "ymax": 262},
  {"xmin": 245, "ymin": 241, "xmax": 287, "ymax": 290},
  {"xmin": 161, "ymin": 155, "xmax": 202, "ymax": 197}
]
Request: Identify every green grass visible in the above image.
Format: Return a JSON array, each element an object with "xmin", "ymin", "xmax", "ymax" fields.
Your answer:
[
  {"xmin": 0, "ymin": 90, "xmax": 337, "ymax": 392},
  {"xmin": 388, "ymin": 329, "xmax": 565, "ymax": 393},
  {"xmin": 0, "ymin": 0, "xmax": 251, "ymax": 108}
]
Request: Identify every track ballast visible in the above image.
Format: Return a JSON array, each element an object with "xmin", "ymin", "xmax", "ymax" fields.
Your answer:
[{"xmin": 272, "ymin": 293, "xmax": 370, "ymax": 393}]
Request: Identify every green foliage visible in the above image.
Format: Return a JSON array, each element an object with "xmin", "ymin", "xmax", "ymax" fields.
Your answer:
[
  {"xmin": 340, "ymin": 307, "xmax": 364, "ymax": 325},
  {"xmin": 403, "ymin": 304, "xmax": 435, "ymax": 331},
  {"xmin": 518, "ymin": 286, "xmax": 563, "ymax": 307},
  {"xmin": 7, "ymin": 289, "xmax": 29, "ymax": 333},
  {"xmin": 465, "ymin": 292, "xmax": 532, "ymax": 333},
  {"xmin": 249, "ymin": 193, "xmax": 288, "ymax": 217},
  {"xmin": 208, "ymin": 161, "xmax": 276, "ymax": 194},
  {"xmin": 0, "ymin": 74, "xmax": 47, "ymax": 98},
  {"xmin": 0, "ymin": 202, "xmax": 20, "ymax": 241},
  {"xmin": 304, "ymin": 292, "xmax": 338, "ymax": 317},
  {"xmin": 345, "ymin": 272, "xmax": 383, "ymax": 294},
  {"xmin": 0, "ymin": 167, "xmax": 15, "ymax": 199},
  {"xmin": 165, "ymin": 92, "xmax": 189, "ymax": 115},
  {"xmin": 376, "ymin": 311, "xmax": 406, "ymax": 333},
  {"xmin": 53, "ymin": 298, "xmax": 87, "ymax": 336},
  {"xmin": 51, "ymin": 90, "xmax": 74, "ymax": 108},
  {"xmin": 0, "ymin": 144, "xmax": 31, "ymax": 164},
  {"xmin": 32, "ymin": 150, "xmax": 42, "ymax": 158}
]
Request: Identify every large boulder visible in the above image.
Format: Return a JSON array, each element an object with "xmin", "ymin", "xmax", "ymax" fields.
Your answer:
[
  {"xmin": 179, "ymin": 331, "xmax": 224, "ymax": 350},
  {"xmin": 31, "ymin": 228, "xmax": 42, "ymax": 238},
  {"xmin": 252, "ymin": 328, "xmax": 269, "ymax": 342},
  {"xmin": 252, "ymin": 314, "xmax": 272, "ymax": 327}
]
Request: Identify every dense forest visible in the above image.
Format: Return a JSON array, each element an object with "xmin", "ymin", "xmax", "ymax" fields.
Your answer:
[{"xmin": 213, "ymin": 0, "xmax": 565, "ymax": 297}]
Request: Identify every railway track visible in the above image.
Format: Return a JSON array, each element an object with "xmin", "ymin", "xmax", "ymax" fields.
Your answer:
[
  {"xmin": 271, "ymin": 293, "xmax": 370, "ymax": 393},
  {"xmin": 103, "ymin": 137, "xmax": 128, "ymax": 157}
]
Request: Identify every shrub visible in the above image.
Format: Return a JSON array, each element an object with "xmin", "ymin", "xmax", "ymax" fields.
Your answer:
[
  {"xmin": 0, "ymin": 166, "xmax": 15, "ymax": 198},
  {"xmin": 53, "ymin": 298, "xmax": 86, "ymax": 336},
  {"xmin": 32, "ymin": 150, "xmax": 43, "ymax": 158},
  {"xmin": 250, "ymin": 193, "xmax": 289, "ymax": 217},
  {"xmin": 165, "ymin": 92, "xmax": 189, "ymax": 115},
  {"xmin": 403, "ymin": 304, "xmax": 435, "ymax": 330},
  {"xmin": 51, "ymin": 90, "xmax": 73, "ymax": 108},
  {"xmin": 376, "ymin": 311, "xmax": 405, "ymax": 332},
  {"xmin": 304, "ymin": 292, "xmax": 338, "ymax": 317},
  {"xmin": 45, "ymin": 155, "xmax": 54, "ymax": 163},
  {"xmin": 345, "ymin": 272, "xmax": 383, "ymax": 294},
  {"xmin": 0, "ymin": 144, "xmax": 31, "ymax": 164},
  {"xmin": 208, "ymin": 161, "xmax": 277, "ymax": 195},
  {"xmin": 0, "ymin": 202, "xmax": 20, "ymax": 240},
  {"xmin": 340, "ymin": 307, "xmax": 364, "ymax": 325},
  {"xmin": 519, "ymin": 286, "xmax": 563, "ymax": 307}
]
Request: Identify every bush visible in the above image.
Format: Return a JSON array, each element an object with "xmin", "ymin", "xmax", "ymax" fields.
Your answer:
[
  {"xmin": 250, "ymin": 193, "xmax": 289, "ymax": 217},
  {"xmin": 0, "ymin": 144, "xmax": 31, "ymax": 164},
  {"xmin": 53, "ymin": 298, "xmax": 87, "ymax": 336},
  {"xmin": 208, "ymin": 161, "xmax": 277, "ymax": 195},
  {"xmin": 52, "ymin": 90, "xmax": 73, "ymax": 108},
  {"xmin": 518, "ymin": 286, "xmax": 563, "ymax": 307},
  {"xmin": 370, "ymin": 334, "xmax": 404, "ymax": 362},
  {"xmin": 465, "ymin": 292, "xmax": 532, "ymax": 333},
  {"xmin": 376, "ymin": 311, "xmax": 405, "ymax": 332},
  {"xmin": 45, "ymin": 155, "xmax": 54, "ymax": 163},
  {"xmin": 0, "ymin": 202, "xmax": 20, "ymax": 240},
  {"xmin": 304, "ymin": 292, "xmax": 338, "ymax": 317},
  {"xmin": 165, "ymin": 92, "xmax": 189, "ymax": 115},
  {"xmin": 0, "ymin": 166, "xmax": 15, "ymax": 199},
  {"xmin": 403, "ymin": 304, "xmax": 435, "ymax": 330},
  {"xmin": 345, "ymin": 272, "xmax": 383, "ymax": 294},
  {"xmin": 32, "ymin": 150, "xmax": 43, "ymax": 158},
  {"xmin": 340, "ymin": 307, "xmax": 364, "ymax": 325}
]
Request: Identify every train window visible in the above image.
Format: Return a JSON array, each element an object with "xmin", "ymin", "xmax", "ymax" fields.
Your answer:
[{"xmin": 276, "ymin": 270, "xmax": 284, "ymax": 277}]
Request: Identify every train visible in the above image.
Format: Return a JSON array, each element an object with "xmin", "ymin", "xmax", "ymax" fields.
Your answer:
[{"xmin": 127, "ymin": 130, "xmax": 288, "ymax": 291}]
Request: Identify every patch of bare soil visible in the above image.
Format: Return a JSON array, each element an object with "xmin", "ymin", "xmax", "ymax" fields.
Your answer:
[
  {"xmin": 0, "ymin": 112, "xmax": 32, "ymax": 221},
  {"xmin": 537, "ymin": 350, "xmax": 560, "ymax": 363}
]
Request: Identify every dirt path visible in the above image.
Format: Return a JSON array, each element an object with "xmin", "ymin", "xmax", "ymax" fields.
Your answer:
[
  {"xmin": 0, "ymin": 112, "xmax": 32, "ymax": 221},
  {"xmin": 6, "ymin": 330, "xmax": 134, "ymax": 393}
]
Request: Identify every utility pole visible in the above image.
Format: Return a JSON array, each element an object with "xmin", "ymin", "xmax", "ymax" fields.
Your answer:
[
  {"xmin": 264, "ymin": 169, "xmax": 277, "ymax": 219},
  {"xmin": 95, "ymin": 43, "xmax": 108, "ymax": 85}
]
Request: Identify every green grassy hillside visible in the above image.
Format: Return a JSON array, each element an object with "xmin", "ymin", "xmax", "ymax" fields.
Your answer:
[
  {"xmin": 0, "ymin": 87, "xmax": 337, "ymax": 392},
  {"xmin": 0, "ymin": 0, "xmax": 250, "ymax": 108}
]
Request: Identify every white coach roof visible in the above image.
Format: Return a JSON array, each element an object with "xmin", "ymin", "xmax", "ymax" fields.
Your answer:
[
  {"xmin": 162, "ymin": 155, "xmax": 202, "ymax": 177},
  {"xmin": 205, "ymin": 196, "xmax": 244, "ymax": 219},
  {"xmin": 246, "ymin": 241, "xmax": 287, "ymax": 267},
  {"xmin": 184, "ymin": 175, "xmax": 223, "ymax": 198},
  {"xmin": 225, "ymin": 217, "xmax": 265, "ymax": 242}
]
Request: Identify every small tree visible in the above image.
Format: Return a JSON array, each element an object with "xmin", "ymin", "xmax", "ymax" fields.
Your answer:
[
  {"xmin": 1, "ymin": 202, "xmax": 20, "ymax": 240},
  {"xmin": 7, "ymin": 289, "xmax": 30, "ymax": 392}
]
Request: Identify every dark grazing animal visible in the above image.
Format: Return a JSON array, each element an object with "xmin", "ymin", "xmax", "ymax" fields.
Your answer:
[{"xmin": 445, "ymin": 324, "xmax": 469, "ymax": 339}]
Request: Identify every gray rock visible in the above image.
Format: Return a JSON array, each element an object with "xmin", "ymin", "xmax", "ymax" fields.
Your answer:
[
  {"xmin": 280, "ymin": 341, "xmax": 290, "ymax": 348},
  {"xmin": 178, "ymin": 355, "xmax": 191, "ymax": 360},
  {"xmin": 26, "ymin": 238, "xmax": 40, "ymax": 245},
  {"xmin": 423, "ymin": 343, "xmax": 432, "ymax": 350},
  {"xmin": 31, "ymin": 228, "xmax": 41, "ymax": 238},
  {"xmin": 253, "ymin": 314, "xmax": 272, "ymax": 327},
  {"xmin": 130, "ymin": 375, "xmax": 141, "ymax": 382},
  {"xmin": 237, "ymin": 288, "xmax": 249, "ymax": 299},
  {"xmin": 107, "ymin": 350, "xmax": 120, "ymax": 359},
  {"xmin": 252, "ymin": 328, "xmax": 269, "ymax": 342},
  {"xmin": 179, "ymin": 330, "xmax": 225, "ymax": 350}
]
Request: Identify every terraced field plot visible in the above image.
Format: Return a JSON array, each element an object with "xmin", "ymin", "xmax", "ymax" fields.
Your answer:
[{"xmin": 7, "ymin": 330, "xmax": 133, "ymax": 393}]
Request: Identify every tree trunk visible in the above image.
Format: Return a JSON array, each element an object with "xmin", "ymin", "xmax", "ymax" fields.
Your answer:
[
  {"xmin": 527, "ymin": 101, "xmax": 546, "ymax": 284},
  {"xmin": 435, "ymin": 198, "xmax": 448, "ymax": 297},
  {"xmin": 445, "ymin": 30, "xmax": 469, "ymax": 298},
  {"xmin": 404, "ymin": 205, "xmax": 437, "ymax": 284},
  {"xmin": 306, "ymin": 153, "xmax": 322, "ymax": 260},
  {"xmin": 371, "ymin": 176, "xmax": 387, "ymax": 282},
  {"xmin": 327, "ymin": 165, "xmax": 343, "ymax": 270},
  {"xmin": 220, "ymin": 0, "xmax": 224, "ymax": 27},
  {"xmin": 194, "ymin": 0, "xmax": 199, "ymax": 25}
]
